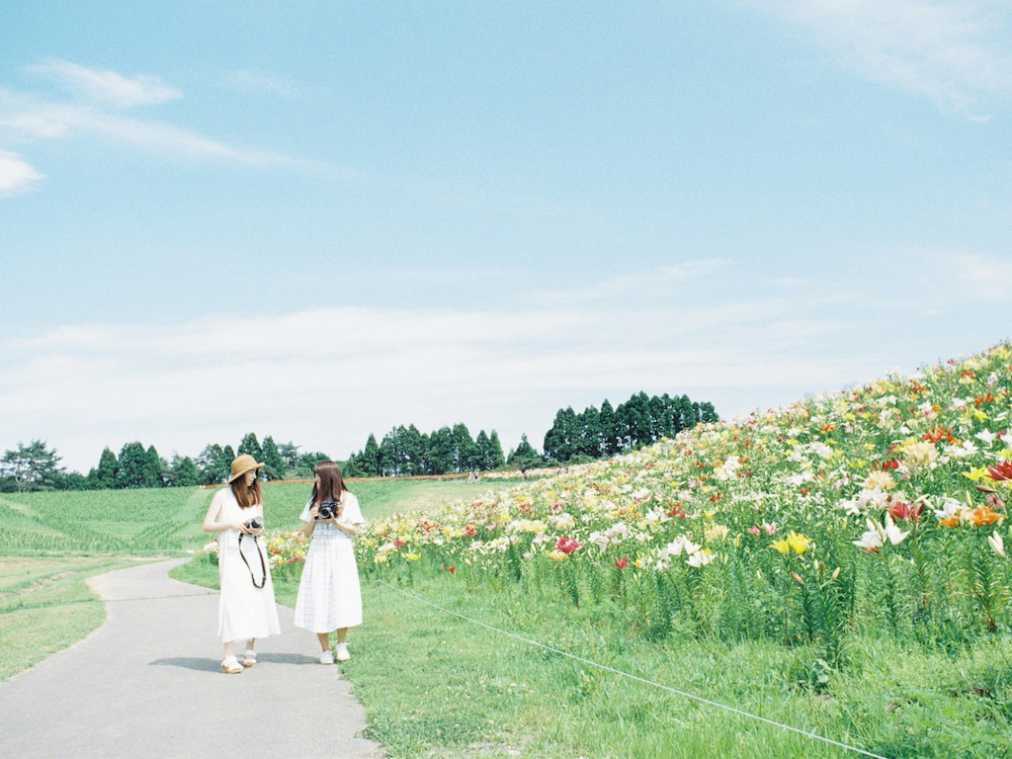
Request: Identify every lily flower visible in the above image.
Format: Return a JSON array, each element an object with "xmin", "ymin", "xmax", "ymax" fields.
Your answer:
[{"xmin": 988, "ymin": 532, "xmax": 1005, "ymax": 557}]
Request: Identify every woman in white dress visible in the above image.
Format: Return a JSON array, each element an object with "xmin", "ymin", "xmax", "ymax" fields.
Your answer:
[
  {"xmin": 294, "ymin": 461, "xmax": 367, "ymax": 664},
  {"xmin": 202, "ymin": 454, "xmax": 281, "ymax": 673}
]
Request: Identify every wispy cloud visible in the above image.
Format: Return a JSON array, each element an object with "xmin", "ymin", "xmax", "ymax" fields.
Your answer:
[
  {"xmin": 0, "ymin": 150, "xmax": 43, "ymax": 195},
  {"xmin": 749, "ymin": 1, "xmax": 1012, "ymax": 115},
  {"xmin": 223, "ymin": 69, "xmax": 303, "ymax": 98},
  {"xmin": 0, "ymin": 59, "xmax": 324, "ymax": 181},
  {"xmin": 27, "ymin": 59, "xmax": 182, "ymax": 108},
  {"xmin": 530, "ymin": 258, "xmax": 729, "ymax": 304}
]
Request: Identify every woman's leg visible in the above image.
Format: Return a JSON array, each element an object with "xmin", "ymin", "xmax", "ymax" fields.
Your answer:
[
  {"xmin": 223, "ymin": 640, "xmax": 236, "ymax": 660},
  {"xmin": 246, "ymin": 638, "xmax": 256, "ymax": 652},
  {"xmin": 335, "ymin": 627, "xmax": 348, "ymax": 644},
  {"xmin": 316, "ymin": 632, "xmax": 331, "ymax": 651}
]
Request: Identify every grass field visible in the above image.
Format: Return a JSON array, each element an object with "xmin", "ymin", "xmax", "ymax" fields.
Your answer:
[{"xmin": 0, "ymin": 476, "xmax": 522, "ymax": 682}]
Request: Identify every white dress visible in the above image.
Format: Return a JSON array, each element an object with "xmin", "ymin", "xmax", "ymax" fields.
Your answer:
[
  {"xmin": 212, "ymin": 487, "xmax": 281, "ymax": 643},
  {"xmin": 293, "ymin": 491, "xmax": 367, "ymax": 633}
]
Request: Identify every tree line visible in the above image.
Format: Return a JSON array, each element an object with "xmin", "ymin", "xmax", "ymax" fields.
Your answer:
[
  {"xmin": 0, "ymin": 433, "xmax": 335, "ymax": 493},
  {"xmin": 343, "ymin": 391, "xmax": 718, "ymax": 476},
  {"xmin": 543, "ymin": 392, "xmax": 718, "ymax": 463},
  {"xmin": 344, "ymin": 425, "xmax": 506, "ymax": 477},
  {"xmin": 1, "ymin": 391, "xmax": 718, "ymax": 491}
]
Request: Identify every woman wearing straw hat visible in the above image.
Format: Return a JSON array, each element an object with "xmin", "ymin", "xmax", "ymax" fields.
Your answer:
[{"xmin": 202, "ymin": 454, "xmax": 281, "ymax": 673}]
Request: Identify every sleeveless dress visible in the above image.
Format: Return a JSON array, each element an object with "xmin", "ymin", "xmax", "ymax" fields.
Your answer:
[
  {"xmin": 212, "ymin": 487, "xmax": 281, "ymax": 643},
  {"xmin": 293, "ymin": 491, "xmax": 367, "ymax": 632}
]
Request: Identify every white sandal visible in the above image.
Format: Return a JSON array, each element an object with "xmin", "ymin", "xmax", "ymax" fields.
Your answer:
[
  {"xmin": 221, "ymin": 656, "xmax": 243, "ymax": 674},
  {"xmin": 241, "ymin": 650, "xmax": 257, "ymax": 668}
]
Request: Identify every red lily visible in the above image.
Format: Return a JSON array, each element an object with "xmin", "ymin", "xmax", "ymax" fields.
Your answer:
[
  {"xmin": 988, "ymin": 461, "xmax": 1012, "ymax": 482},
  {"xmin": 556, "ymin": 536, "xmax": 582, "ymax": 554}
]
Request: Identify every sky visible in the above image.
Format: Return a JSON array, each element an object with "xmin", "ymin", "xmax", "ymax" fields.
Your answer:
[{"xmin": 1, "ymin": 1, "xmax": 1010, "ymax": 473}]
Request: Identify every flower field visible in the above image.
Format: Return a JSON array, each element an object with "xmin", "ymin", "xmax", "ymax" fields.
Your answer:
[{"xmin": 280, "ymin": 343, "xmax": 1012, "ymax": 663}]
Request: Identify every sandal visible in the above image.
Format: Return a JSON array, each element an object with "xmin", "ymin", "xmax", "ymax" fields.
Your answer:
[
  {"xmin": 221, "ymin": 656, "xmax": 243, "ymax": 674},
  {"xmin": 241, "ymin": 650, "xmax": 257, "ymax": 668}
]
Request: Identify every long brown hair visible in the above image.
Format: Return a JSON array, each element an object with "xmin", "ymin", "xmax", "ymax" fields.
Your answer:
[
  {"xmin": 311, "ymin": 461, "xmax": 349, "ymax": 506},
  {"xmin": 231, "ymin": 475, "xmax": 262, "ymax": 509}
]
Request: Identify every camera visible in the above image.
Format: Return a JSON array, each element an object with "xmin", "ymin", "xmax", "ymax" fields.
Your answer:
[
  {"xmin": 316, "ymin": 500, "xmax": 339, "ymax": 520},
  {"xmin": 245, "ymin": 518, "xmax": 262, "ymax": 531}
]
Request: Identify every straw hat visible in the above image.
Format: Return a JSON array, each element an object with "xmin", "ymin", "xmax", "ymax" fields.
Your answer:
[{"xmin": 229, "ymin": 454, "xmax": 264, "ymax": 483}]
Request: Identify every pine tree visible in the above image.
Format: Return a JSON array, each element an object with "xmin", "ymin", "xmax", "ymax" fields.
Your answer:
[
  {"xmin": 507, "ymin": 434, "xmax": 541, "ymax": 474},
  {"xmin": 261, "ymin": 436, "xmax": 286, "ymax": 480},
  {"xmin": 362, "ymin": 434, "xmax": 381, "ymax": 476},
  {"xmin": 116, "ymin": 442, "xmax": 149, "ymax": 488},
  {"xmin": 488, "ymin": 430, "xmax": 506, "ymax": 469},
  {"xmin": 169, "ymin": 455, "xmax": 199, "ymax": 486},
  {"xmin": 238, "ymin": 433, "xmax": 264, "ymax": 463},
  {"xmin": 143, "ymin": 445, "xmax": 164, "ymax": 487},
  {"xmin": 93, "ymin": 447, "xmax": 118, "ymax": 489}
]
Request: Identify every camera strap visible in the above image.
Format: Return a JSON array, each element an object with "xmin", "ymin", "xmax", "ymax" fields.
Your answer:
[{"xmin": 238, "ymin": 534, "xmax": 267, "ymax": 589}]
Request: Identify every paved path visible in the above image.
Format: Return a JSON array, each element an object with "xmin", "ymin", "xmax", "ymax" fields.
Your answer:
[{"xmin": 0, "ymin": 559, "xmax": 385, "ymax": 759}]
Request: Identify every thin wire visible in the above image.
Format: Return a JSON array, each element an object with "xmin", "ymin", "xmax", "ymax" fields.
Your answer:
[{"xmin": 373, "ymin": 578, "xmax": 889, "ymax": 759}]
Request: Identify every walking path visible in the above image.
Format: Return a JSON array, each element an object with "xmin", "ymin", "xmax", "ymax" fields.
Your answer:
[{"xmin": 0, "ymin": 559, "xmax": 384, "ymax": 758}]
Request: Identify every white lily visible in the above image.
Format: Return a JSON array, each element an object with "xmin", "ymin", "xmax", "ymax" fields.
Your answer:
[
  {"xmin": 988, "ymin": 532, "xmax": 1006, "ymax": 558},
  {"xmin": 686, "ymin": 549, "xmax": 715, "ymax": 567},
  {"xmin": 853, "ymin": 520, "xmax": 883, "ymax": 553},
  {"xmin": 882, "ymin": 514, "xmax": 909, "ymax": 546}
]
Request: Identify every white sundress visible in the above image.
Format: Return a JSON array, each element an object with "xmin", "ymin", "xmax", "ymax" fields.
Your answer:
[
  {"xmin": 212, "ymin": 487, "xmax": 281, "ymax": 643},
  {"xmin": 293, "ymin": 491, "xmax": 368, "ymax": 633}
]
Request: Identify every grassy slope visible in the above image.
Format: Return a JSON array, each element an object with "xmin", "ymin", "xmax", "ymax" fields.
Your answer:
[{"xmin": 0, "ymin": 477, "xmax": 519, "ymax": 682}]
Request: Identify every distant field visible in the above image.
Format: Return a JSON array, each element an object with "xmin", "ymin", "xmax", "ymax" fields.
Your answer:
[{"xmin": 0, "ymin": 477, "xmax": 523, "ymax": 557}]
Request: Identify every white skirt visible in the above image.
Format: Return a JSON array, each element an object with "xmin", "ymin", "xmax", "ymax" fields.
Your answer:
[
  {"xmin": 218, "ymin": 535, "xmax": 281, "ymax": 643},
  {"xmin": 293, "ymin": 531, "xmax": 363, "ymax": 633}
]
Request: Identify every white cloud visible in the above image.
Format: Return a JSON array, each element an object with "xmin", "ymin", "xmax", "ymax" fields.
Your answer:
[
  {"xmin": 28, "ymin": 59, "xmax": 182, "ymax": 108},
  {"xmin": 530, "ymin": 258, "xmax": 729, "ymax": 304},
  {"xmin": 940, "ymin": 250, "xmax": 1012, "ymax": 300},
  {"xmin": 223, "ymin": 69, "xmax": 302, "ymax": 98},
  {"xmin": 0, "ymin": 86, "xmax": 318, "ymax": 170},
  {"xmin": 0, "ymin": 150, "xmax": 43, "ymax": 195},
  {"xmin": 750, "ymin": 0, "xmax": 1012, "ymax": 114},
  {"xmin": 2, "ymin": 254, "xmax": 1006, "ymax": 472}
]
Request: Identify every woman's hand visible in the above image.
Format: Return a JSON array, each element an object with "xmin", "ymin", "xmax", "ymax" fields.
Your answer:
[
  {"xmin": 308, "ymin": 504, "xmax": 321, "ymax": 520},
  {"xmin": 235, "ymin": 521, "xmax": 254, "ymax": 534}
]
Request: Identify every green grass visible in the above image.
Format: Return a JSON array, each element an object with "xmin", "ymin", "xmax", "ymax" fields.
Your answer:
[{"xmin": 173, "ymin": 558, "xmax": 1012, "ymax": 759}]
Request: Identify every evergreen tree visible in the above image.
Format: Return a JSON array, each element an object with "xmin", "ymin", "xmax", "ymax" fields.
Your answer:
[
  {"xmin": 116, "ymin": 442, "xmax": 149, "ymax": 488},
  {"xmin": 277, "ymin": 441, "xmax": 300, "ymax": 470},
  {"xmin": 169, "ymin": 455, "xmax": 199, "ymax": 486},
  {"xmin": 93, "ymin": 447, "xmax": 119, "ymax": 489},
  {"xmin": 598, "ymin": 400, "xmax": 620, "ymax": 455},
  {"xmin": 488, "ymin": 430, "xmax": 506, "ymax": 469},
  {"xmin": 143, "ymin": 445, "xmax": 164, "ymax": 487},
  {"xmin": 261, "ymin": 436, "xmax": 286, "ymax": 480},
  {"xmin": 474, "ymin": 430, "xmax": 491, "ymax": 470},
  {"xmin": 362, "ymin": 434, "xmax": 381, "ymax": 476},
  {"xmin": 451, "ymin": 423, "xmax": 477, "ymax": 472},
  {"xmin": 237, "ymin": 433, "xmax": 264, "ymax": 463},
  {"xmin": 507, "ymin": 434, "xmax": 541, "ymax": 474}
]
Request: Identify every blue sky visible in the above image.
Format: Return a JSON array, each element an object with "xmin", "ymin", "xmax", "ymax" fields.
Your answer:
[{"xmin": 1, "ymin": 2, "xmax": 1010, "ymax": 471}]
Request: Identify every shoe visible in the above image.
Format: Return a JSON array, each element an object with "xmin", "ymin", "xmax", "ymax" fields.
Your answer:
[
  {"xmin": 319, "ymin": 650, "xmax": 335, "ymax": 665},
  {"xmin": 335, "ymin": 643, "xmax": 350, "ymax": 662},
  {"xmin": 241, "ymin": 650, "xmax": 257, "ymax": 668},
  {"xmin": 221, "ymin": 656, "xmax": 243, "ymax": 674}
]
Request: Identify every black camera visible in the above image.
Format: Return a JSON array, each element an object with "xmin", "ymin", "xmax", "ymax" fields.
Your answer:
[
  {"xmin": 245, "ymin": 518, "xmax": 262, "ymax": 531},
  {"xmin": 316, "ymin": 500, "xmax": 339, "ymax": 520}
]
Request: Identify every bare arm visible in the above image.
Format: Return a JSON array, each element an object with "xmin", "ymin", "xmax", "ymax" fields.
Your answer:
[
  {"xmin": 202, "ymin": 494, "xmax": 249, "ymax": 534},
  {"xmin": 299, "ymin": 503, "xmax": 321, "ymax": 537}
]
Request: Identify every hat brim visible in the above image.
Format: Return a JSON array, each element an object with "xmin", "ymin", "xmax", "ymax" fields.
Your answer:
[{"xmin": 228, "ymin": 462, "xmax": 265, "ymax": 482}]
